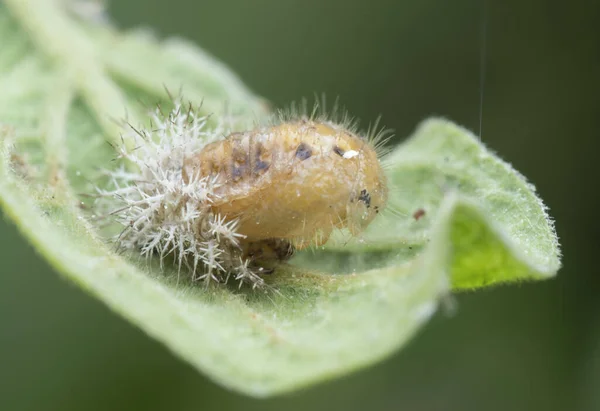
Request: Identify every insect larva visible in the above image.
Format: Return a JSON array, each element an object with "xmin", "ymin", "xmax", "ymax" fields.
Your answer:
[
  {"xmin": 96, "ymin": 99, "xmax": 389, "ymax": 288},
  {"xmin": 183, "ymin": 119, "xmax": 387, "ymax": 248}
]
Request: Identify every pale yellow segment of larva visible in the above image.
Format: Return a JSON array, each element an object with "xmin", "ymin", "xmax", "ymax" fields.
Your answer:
[
  {"xmin": 183, "ymin": 120, "xmax": 388, "ymax": 250},
  {"xmin": 97, "ymin": 99, "xmax": 389, "ymax": 288}
]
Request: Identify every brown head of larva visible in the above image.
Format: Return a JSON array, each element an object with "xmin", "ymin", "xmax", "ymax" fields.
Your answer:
[{"xmin": 183, "ymin": 119, "xmax": 388, "ymax": 250}]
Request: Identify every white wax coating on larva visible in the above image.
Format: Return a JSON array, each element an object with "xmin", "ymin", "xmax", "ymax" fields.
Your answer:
[
  {"xmin": 343, "ymin": 150, "xmax": 359, "ymax": 159},
  {"xmin": 98, "ymin": 101, "xmax": 388, "ymax": 289}
]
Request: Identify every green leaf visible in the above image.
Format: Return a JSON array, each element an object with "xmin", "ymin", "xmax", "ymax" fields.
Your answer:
[
  {"xmin": 0, "ymin": 0, "xmax": 560, "ymax": 397},
  {"xmin": 298, "ymin": 119, "xmax": 561, "ymax": 289}
]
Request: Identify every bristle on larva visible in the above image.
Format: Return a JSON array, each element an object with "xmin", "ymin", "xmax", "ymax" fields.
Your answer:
[{"xmin": 93, "ymin": 98, "xmax": 389, "ymax": 289}]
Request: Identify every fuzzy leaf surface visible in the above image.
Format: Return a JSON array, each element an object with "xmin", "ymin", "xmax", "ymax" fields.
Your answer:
[{"xmin": 0, "ymin": 1, "xmax": 560, "ymax": 397}]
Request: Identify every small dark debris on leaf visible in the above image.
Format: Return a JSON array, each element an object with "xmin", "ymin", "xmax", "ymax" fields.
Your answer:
[{"xmin": 413, "ymin": 208, "xmax": 426, "ymax": 221}]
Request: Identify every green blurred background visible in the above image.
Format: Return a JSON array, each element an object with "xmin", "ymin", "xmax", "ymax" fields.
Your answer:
[{"xmin": 1, "ymin": 0, "xmax": 598, "ymax": 410}]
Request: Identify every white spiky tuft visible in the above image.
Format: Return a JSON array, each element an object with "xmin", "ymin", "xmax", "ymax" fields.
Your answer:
[{"xmin": 94, "ymin": 100, "xmax": 265, "ymax": 289}]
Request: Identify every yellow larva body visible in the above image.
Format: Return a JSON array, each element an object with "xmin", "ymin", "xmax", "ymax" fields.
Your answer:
[{"xmin": 183, "ymin": 120, "xmax": 388, "ymax": 251}]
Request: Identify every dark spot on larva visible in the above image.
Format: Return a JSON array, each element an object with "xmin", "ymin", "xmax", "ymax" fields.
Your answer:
[
  {"xmin": 358, "ymin": 189, "xmax": 371, "ymax": 208},
  {"xmin": 232, "ymin": 165, "xmax": 247, "ymax": 180},
  {"xmin": 333, "ymin": 145, "xmax": 345, "ymax": 157},
  {"xmin": 231, "ymin": 147, "xmax": 249, "ymax": 182},
  {"xmin": 253, "ymin": 142, "xmax": 270, "ymax": 175},
  {"xmin": 254, "ymin": 160, "xmax": 270, "ymax": 173},
  {"xmin": 413, "ymin": 208, "xmax": 426, "ymax": 221},
  {"xmin": 295, "ymin": 143, "xmax": 312, "ymax": 160},
  {"xmin": 374, "ymin": 206, "xmax": 380, "ymax": 214}
]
